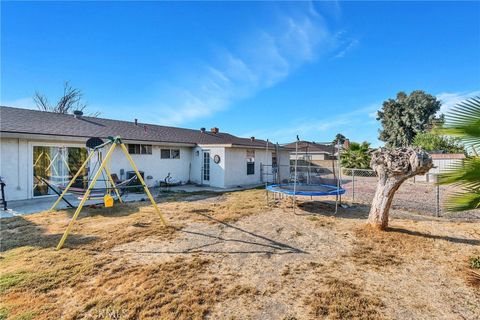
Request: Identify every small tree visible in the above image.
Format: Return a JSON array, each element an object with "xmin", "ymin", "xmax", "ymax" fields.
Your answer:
[
  {"xmin": 341, "ymin": 141, "xmax": 372, "ymax": 169},
  {"xmin": 377, "ymin": 91, "xmax": 441, "ymax": 147},
  {"xmin": 367, "ymin": 147, "xmax": 433, "ymax": 229},
  {"xmin": 412, "ymin": 132, "xmax": 464, "ymax": 154},
  {"xmin": 34, "ymin": 81, "xmax": 99, "ymax": 116},
  {"xmin": 333, "ymin": 133, "xmax": 347, "ymax": 145}
]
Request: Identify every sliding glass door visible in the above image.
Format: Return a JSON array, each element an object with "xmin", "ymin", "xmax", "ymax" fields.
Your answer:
[{"xmin": 33, "ymin": 146, "xmax": 88, "ymax": 197}]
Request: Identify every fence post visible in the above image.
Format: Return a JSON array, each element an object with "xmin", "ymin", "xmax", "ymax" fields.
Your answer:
[
  {"xmin": 260, "ymin": 163, "xmax": 263, "ymax": 183},
  {"xmin": 352, "ymin": 169, "xmax": 355, "ymax": 204},
  {"xmin": 435, "ymin": 184, "xmax": 440, "ymax": 217}
]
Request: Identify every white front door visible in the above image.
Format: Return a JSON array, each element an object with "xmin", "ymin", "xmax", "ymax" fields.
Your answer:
[{"xmin": 202, "ymin": 151, "xmax": 210, "ymax": 185}]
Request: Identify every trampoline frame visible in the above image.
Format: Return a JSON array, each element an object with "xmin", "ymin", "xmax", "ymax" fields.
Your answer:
[
  {"xmin": 264, "ymin": 136, "xmax": 345, "ymax": 214},
  {"xmin": 266, "ymin": 183, "xmax": 346, "ymax": 197}
]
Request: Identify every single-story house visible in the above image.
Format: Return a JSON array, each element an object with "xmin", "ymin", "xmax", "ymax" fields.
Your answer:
[{"xmin": 0, "ymin": 106, "xmax": 290, "ymax": 201}]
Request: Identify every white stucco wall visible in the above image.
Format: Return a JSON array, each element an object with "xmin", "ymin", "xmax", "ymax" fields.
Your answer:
[
  {"xmin": 276, "ymin": 149, "xmax": 291, "ymax": 184},
  {"xmin": 223, "ymin": 147, "xmax": 275, "ymax": 187},
  {"xmin": 0, "ymin": 138, "xmax": 29, "ymax": 201},
  {"xmin": 190, "ymin": 146, "xmax": 226, "ymax": 188},
  {"xmin": 0, "ymin": 138, "xmax": 86, "ymax": 201},
  {"xmin": 0, "ymin": 138, "xmax": 195, "ymax": 200},
  {"xmin": 0, "ymin": 136, "xmax": 289, "ymax": 202},
  {"xmin": 105, "ymin": 145, "xmax": 193, "ymax": 187}
]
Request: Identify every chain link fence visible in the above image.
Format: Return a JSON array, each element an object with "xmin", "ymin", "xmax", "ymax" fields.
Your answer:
[
  {"xmin": 341, "ymin": 168, "xmax": 480, "ymax": 219},
  {"xmin": 260, "ymin": 164, "xmax": 479, "ymax": 219}
]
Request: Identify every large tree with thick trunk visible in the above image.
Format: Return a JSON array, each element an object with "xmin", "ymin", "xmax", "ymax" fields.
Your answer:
[{"xmin": 368, "ymin": 147, "xmax": 433, "ymax": 229}]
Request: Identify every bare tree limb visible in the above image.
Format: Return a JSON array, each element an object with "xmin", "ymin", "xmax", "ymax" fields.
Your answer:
[
  {"xmin": 33, "ymin": 92, "xmax": 50, "ymax": 111},
  {"xmin": 33, "ymin": 81, "xmax": 99, "ymax": 116}
]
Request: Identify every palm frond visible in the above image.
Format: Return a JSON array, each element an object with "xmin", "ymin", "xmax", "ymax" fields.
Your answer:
[
  {"xmin": 442, "ymin": 190, "xmax": 480, "ymax": 212},
  {"xmin": 437, "ymin": 96, "xmax": 480, "ymax": 151},
  {"xmin": 437, "ymin": 157, "xmax": 480, "ymax": 190},
  {"xmin": 437, "ymin": 96, "xmax": 480, "ymax": 212}
]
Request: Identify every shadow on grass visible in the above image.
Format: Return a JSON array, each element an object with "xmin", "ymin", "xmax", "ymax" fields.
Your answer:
[
  {"xmin": 387, "ymin": 227, "xmax": 480, "ymax": 246},
  {"xmin": 296, "ymin": 201, "xmax": 370, "ymax": 219},
  {"xmin": 0, "ymin": 216, "xmax": 98, "ymax": 252},
  {"xmin": 156, "ymin": 190, "xmax": 224, "ymax": 202},
  {"xmin": 189, "ymin": 211, "xmax": 306, "ymax": 253},
  {"xmin": 113, "ymin": 210, "xmax": 306, "ymax": 255},
  {"xmin": 61, "ymin": 202, "xmax": 143, "ymax": 219}
]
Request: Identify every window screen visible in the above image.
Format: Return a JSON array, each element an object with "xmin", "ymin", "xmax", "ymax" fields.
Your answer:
[
  {"xmin": 128, "ymin": 144, "xmax": 152, "ymax": 154},
  {"xmin": 161, "ymin": 149, "xmax": 171, "ymax": 159},
  {"xmin": 171, "ymin": 149, "xmax": 180, "ymax": 159}
]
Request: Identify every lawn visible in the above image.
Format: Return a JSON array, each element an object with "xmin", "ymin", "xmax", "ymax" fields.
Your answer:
[{"xmin": 0, "ymin": 189, "xmax": 479, "ymax": 319}]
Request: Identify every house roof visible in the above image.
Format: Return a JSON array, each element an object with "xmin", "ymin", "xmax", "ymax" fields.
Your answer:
[
  {"xmin": 0, "ymin": 106, "xmax": 270, "ymax": 148},
  {"xmin": 282, "ymin": 140, "xmax": 337, "ymax": 154}
]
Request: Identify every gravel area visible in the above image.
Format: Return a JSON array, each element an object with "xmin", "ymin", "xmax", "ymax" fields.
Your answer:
[{"xmin": 342, "ymin": 177, "xmax": 480, "ymax": 220}]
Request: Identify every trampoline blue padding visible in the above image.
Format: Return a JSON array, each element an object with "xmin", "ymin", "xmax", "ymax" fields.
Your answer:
[{"xmin": 266, "ymin": 183, "xmax": 346, "ymax": 196}]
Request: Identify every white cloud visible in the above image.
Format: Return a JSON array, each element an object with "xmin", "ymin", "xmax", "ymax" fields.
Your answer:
[
  {"xmin": 437, "ymin": 90, "xmax": 480, "ymax": 115},
  {"xmin": 0, "ymin": 97, "xmax": 36, "ymax": 109},
  {"xmin": 334, "ymin": 38, "xmax": 359, "ymax": 58},
  {"xmin": 153, "ymin": 4, "xmax": 339, "ymax": 126}
]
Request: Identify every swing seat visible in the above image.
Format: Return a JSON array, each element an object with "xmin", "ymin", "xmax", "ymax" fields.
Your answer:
[{"xmin": 104, "ymin": 194, "xmax": 114, "ymax": 207}]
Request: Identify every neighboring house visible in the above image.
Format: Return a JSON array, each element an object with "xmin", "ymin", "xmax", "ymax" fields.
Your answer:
[
  {"xmin": 283, "ymin": 141, "xmax": 337, "ymax": 167},
  {"xmin": 0, "ymin": 106, "xmax": 289, "ymax": 201},
  {"xmin": 416, "ymin": 153, "xmax": 466, "ymax": 182}
]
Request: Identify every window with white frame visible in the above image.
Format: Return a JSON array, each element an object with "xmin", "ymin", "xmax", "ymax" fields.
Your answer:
[
  {"xmin": 161, "ymin": 149, "xmax": 180, "ymax": 159},
  {"xmin": 128, "ymin": 144, "xmax": 152, "ymax": 155}
]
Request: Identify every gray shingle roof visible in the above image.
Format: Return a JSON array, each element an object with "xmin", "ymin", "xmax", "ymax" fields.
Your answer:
[
  {"xmin": 283, "ymin": 141, "xmax": 337, "ymax": 154},
  {"xmin": 0, "ymin": 106, "xmax": 269, "ymax": 148}
]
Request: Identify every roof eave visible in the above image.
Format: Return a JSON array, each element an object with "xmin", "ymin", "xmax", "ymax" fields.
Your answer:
[{"xmin": 0, "ymin": 131, "xmax": 196, "ymax": 147}]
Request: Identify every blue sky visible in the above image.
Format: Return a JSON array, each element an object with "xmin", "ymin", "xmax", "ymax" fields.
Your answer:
[{"xmin": 2, "ymin": 1, "xmax": 479, "ymax": 146}]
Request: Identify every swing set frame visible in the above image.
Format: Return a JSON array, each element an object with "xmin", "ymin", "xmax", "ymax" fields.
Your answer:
[{"xmin": 51, "ymin": 136, "xmax": 167, "ymax": 250}]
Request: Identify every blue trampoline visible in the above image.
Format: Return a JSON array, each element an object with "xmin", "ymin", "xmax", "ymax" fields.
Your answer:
[
  {"xmin": 266, "ymin": 183, "xmax": 346, "ymax": 197},
  {"xmin": 264, "ymin": 137, "xmax": 346, "ymax": 214}
]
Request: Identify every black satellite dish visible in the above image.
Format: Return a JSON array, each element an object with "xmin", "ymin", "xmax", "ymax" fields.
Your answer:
[{"xmin": 86, "ymin": 137, "xmax": 104, "ymax": 149}]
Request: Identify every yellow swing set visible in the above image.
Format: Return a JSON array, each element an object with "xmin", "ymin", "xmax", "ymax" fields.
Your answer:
[{"xmin": 50, "ymin": 136, "xmax": 167, "ymax": 250}]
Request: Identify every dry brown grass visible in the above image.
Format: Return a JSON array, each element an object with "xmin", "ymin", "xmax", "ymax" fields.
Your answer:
[
  {"xmin": 0, "ymin": 252, "xmax": 240, "ymax": 319},
  {"xmin": 0, "ymin": 190, "xmax": 268, "ymax": 319},
  {"xmin": 0, "ymin": 203, "xmax": 177, "ymax": 252},
  {"xmin": 0, "ymin": 189, "xmax": 479, "ymax": 319},
  {"xmin": 165, "ymin": 189, "xmax": 269, "ymax": 223},
  {"xmin": 304, "ymin": 277, "xmax": 385, "ymax": 320},
  {"xmin": 465, "ymin": 269, "xmax": 480, "ymax": 290}
]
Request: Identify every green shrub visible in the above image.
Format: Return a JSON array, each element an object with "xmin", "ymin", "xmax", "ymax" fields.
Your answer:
[{"xmin": 469, "ymin": 256, "xmax": 480, "ymax": 269}]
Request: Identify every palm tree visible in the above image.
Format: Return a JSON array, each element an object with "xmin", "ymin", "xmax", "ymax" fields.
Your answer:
[
  {"xmin": 341, "ymin": 141, "xmax": 372, "ymax": 170},
  {"xmin": 437, "ymin": 96, "xmax": 480, "ymax": 211}
]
